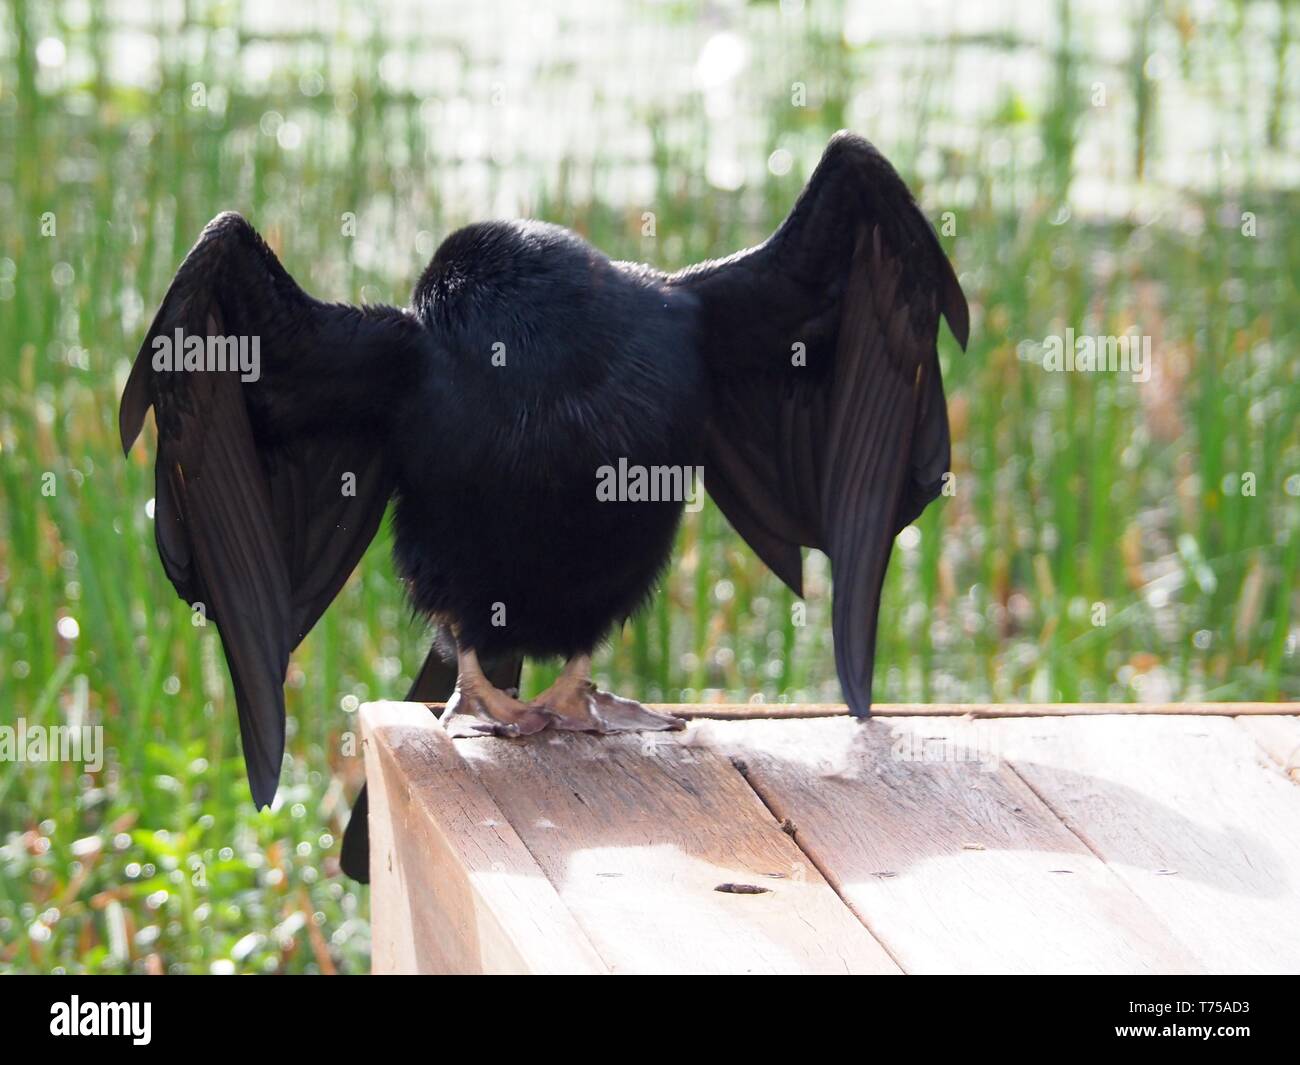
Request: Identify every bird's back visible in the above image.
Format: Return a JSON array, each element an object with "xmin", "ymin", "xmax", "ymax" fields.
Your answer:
[
  {"xmin": 401, "ymin": 219, "xmax": 706, "ymax": 486},
  {"xmin": 389, "ymin": 219, "xmax": 708, "ymax": 656}
]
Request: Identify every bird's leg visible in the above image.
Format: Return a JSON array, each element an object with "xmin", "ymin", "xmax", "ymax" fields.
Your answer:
[
  {"xmin": 444, "ymin": 645, "xmax": 552, "ymax": 737},
  {"xmin": 529, "ymin": 654, "xmax": 686, "ymax": 734}
]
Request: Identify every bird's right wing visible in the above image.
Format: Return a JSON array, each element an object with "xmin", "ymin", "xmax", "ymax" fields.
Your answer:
[
  {"xmin": 671, "ymin": 133, "xmax": 968, "ymax": 716},
  {"xmin": 121, "ymin": 212, "xmax": 428, "ymax": 808}
]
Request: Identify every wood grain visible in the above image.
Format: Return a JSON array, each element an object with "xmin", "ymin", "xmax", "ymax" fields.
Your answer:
[
  {"xmin": 708, "ymin": 715, "xmax": 1203, "ymax": 974},
  {"xmin": 362, "ymin": 702, "xmax": 606, "ymax": 974},
  {"xmin": 997, "ymin": 715, "xmax": 1300, "ymax": 974},
  {"xmin": 455, "ymin": 728, "xmax": 900, "ymax": 974}
]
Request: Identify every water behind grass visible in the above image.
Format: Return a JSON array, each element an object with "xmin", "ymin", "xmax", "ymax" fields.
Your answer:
[{"xmin": 1, "ymin": 0, "xmax": 1296, "ymax": 972}]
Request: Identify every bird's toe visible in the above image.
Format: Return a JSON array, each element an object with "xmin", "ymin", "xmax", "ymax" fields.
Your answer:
[
  {"xmin": 587, "ymin": 691, "xmax": 687, "ymax": 734},
  {"xmin": 538, "ymin": 685, "xmax": 685, "ymax": 734},
  {"xmin": 445, "ymin": 685, "xmax": 554, "ymax": 736}
]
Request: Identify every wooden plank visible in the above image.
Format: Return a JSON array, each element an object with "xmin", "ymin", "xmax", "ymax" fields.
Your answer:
[
  {"xmin": 1238, "ymin": 715, "xmax": 1300, "ymax": 782},
  {"xmin": 708, "ymin": 716, "xmax": 1203, "ymax": 974},
  {"xmin": 454, "ymin": 729, "xmax": 900, "ymax": 974},
  {"xmin": 432, "ymin": 701, "xmax": 1297, "ymax": 722},
  {"xmin": 997, "ymin": 715, "xmax": 1300, "ymax": 974},
  {"xmin": 361, "ymin": 702, "xmax": 606, "ymax": 974}
]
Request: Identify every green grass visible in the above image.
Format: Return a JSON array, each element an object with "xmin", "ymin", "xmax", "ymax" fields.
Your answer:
[{"xmin": 1, "ymin": 0, "xmax": 1297, "ymax": 973}]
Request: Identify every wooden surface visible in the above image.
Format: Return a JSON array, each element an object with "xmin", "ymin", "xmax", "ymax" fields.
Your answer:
[
  {"xmin": 997, "ymin": 715, "xmax": 1300, "ymax": 974},
  {"xmin": 362, "ymin": 702, "xmax": 605, "ymax": 973},
  {"xmin": 456, "ymin": 731, "xmax": 898, "ymax": 973},
  {"xmin": 718, "ymin": 716, "xmax": 1202, "ymax": 973},
  {"xmin": 362, "ymin": 700, "xmax": 1300, "ymax": 974}
]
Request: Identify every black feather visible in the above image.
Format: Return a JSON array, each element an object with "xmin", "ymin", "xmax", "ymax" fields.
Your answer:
[{"xmin": 121, "ymin": 130, "xmax": 966, "ymax": 825}]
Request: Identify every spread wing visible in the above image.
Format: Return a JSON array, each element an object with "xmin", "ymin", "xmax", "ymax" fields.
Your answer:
[
  {"xmin": 121, "ymin": 212, "xmax": 427, "ymax": 806},
  {"xmin": 671, "ymin": 132, "xmax": 969, "ymax": 715}
]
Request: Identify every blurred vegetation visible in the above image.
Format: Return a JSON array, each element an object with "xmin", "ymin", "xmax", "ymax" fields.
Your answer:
[{"xmin": 1, "ymin": 0, "xmax": 1297, "ymax": 972}]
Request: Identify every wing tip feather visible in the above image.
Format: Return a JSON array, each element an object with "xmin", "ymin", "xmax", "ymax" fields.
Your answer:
[
  {"xmin": 944, "ymin": 271, "xmax": 971, "ymax": 351},
  {"xmin": 119, "ymin": 341, "xmax": 154, "ymax": 455},
  {"xmin": 247, "ymin": 747, "xmax": 283, "ymax": 810},
  {"xmin": 118, "ymin": 394, "xmax": 145, "ymax": 456},
  {"xmin": 841, "ymin": 665, "xmax": 876, "ymax": 718}
]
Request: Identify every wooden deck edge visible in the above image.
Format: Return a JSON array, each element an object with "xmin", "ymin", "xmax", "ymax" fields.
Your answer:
[
  {"xmin": 407, "ymin": 700, "xmax": 1297, "ymax": 721},
  {"xmin": 670, "ymin": 701, "xmax": 1298, "ymax": 719},
  {"xmin": 361, "ymin": 702, "xmax": 607, "ymax": 974}
]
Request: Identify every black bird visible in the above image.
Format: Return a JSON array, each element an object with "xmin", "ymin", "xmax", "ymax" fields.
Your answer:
[{"xmin": 120, "ymin": 132, "xmax": 968, "ymax": 881}]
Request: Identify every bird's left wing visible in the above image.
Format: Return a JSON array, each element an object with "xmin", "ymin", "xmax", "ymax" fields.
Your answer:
[
  {"xmin": 670, "ymin": 132, "xmax": 968, "ymax": 715},
  {"xmin": 121, "ymin": 212, "xmax": 427, "ymax": 806}
]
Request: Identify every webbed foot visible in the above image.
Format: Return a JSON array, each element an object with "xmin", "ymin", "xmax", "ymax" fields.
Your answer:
[{"xmin": 530, "ymin": 656, "xmax": 685, "ymax": 734}]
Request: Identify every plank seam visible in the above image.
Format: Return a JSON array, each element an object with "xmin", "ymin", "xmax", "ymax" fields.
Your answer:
[
  {"xmin": 363, "ymin": 706, "xmax": 611, "ymax": 974},
  {"xmin": 724, "ymin": 753, "xmax": 908, "ymax": 974},
  {"xmin": 998, "ymin": 753, "xmax": 1207, "ymax": 963},
  {"xmin": 457, "ymin": 741, "xmax": 624, "ymax": 975},
  {"xmin": 1001, "ymin": 761, "xmax": 1111, "ymax": 868}
]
